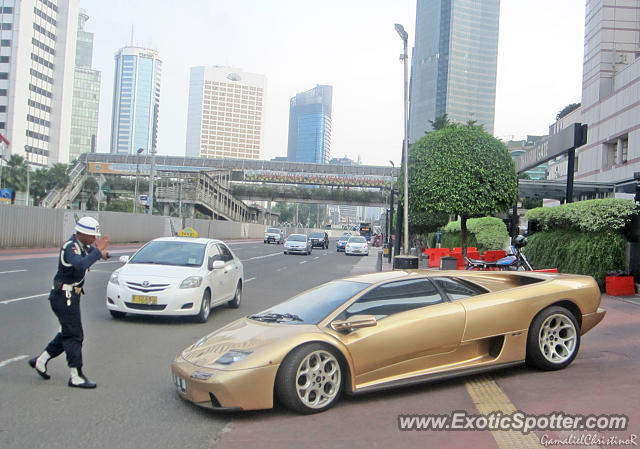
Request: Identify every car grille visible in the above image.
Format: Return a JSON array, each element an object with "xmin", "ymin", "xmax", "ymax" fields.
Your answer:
[
  {"xmin": 124, "ymin": 302, "xmax": 167, "ymax": 311},
  {"xmin": 125, "ymin": 281, "xmax": 170, "ymax": 293}
]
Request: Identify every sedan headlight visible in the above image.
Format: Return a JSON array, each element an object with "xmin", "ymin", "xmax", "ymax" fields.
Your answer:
[
  {"xmin": 215, "ymin": 350, "xmax": 252, "ymax": 365},
  {"xmin": 180, "ymin": 276, "xmax": 203, "ymax": 289},
  {"xmin": 109, "ymin": 271, "xmax": 120, "ymax": 285}
]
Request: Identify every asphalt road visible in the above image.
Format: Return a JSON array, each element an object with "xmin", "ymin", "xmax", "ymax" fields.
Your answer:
[{"xmin": 0, "ymin": 239, "xmax": 379, "ymax": 449}]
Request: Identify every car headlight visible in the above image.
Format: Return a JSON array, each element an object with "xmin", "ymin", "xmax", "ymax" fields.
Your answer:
[
  {"xmin": 215, "ymin": 350, "xmax": 252, "ymax": 365},
  {"xmin": 180, "ymin": 276, "xmax": 203, "ymax": 289},
  {"xmin": 109, "ymin": 271, "xmax": 120, "ymax": 285}
]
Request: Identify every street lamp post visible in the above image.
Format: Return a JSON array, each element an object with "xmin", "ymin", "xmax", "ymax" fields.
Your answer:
[
  {"xmin": 395, "ymin": 23, "xmax": 410, "ymax": 256},
  {"xmin": 133, "ymin": 147, "xmax": 144, "ymax": 213},
  {"xmin": 24, "ymin": 147, "xmax": 30, "ymax": 206},
  {"xmin": 387, "ymin": 160, "xmax": 395, "ymax": 263},
  {"xmin": 148, "ymin": 149, "xmax": 156, "ymax": 214}
]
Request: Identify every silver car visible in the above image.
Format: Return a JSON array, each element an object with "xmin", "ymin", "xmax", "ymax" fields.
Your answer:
[
  {"xmin": 284, "ymin": 234, "xmax": 312, "ymax": 255},
  {"xmin": 264, "ymin": 227, "xmax": 283, "ymax": 244},
  {"xmin": 345, "ymin": 235, "xmax": 369, "ymax": 256}
]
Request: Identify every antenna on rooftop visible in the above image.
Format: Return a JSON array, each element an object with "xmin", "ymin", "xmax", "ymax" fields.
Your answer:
[{"xmin": 130, "ymin": 25, "xmax": 134, "ymax": 46}]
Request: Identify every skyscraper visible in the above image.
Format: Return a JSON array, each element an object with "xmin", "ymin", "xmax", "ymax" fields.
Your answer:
[
  {"xmin": 110, "ymin": 46, "xmax": 161, "ymax": 155},
  {"xmin": 0, "ymin": 0, "xmax": 80, "ymax": 166},
  {"xmin": 68, "ymin": 8, "xmax": 100, "ymax": 162},
  {"xmin": 186, "ymin": 66, "xmax": 265, "ymax": 160},
  {"xmin": 287, "ymin": 85, "xmax": 332, "ymax": 163},
  {"xmin": 409, "ymin": 0, "xmax": 500, "ymax": 142}
]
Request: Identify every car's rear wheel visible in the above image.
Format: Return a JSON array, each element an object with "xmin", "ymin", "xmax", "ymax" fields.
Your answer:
[
  {"xmin": 195, "ymin": 289, "xmax": 211, "ymax": 323},
  {"xmin": 276, "ymin": 343, "xmax": 343, "ymax": 414},
  {"xmin": 109, "ymin": 310, "xmax": 126, "ymax": 319},
  {"xmin": 526, "ymin": 306, "xmax": 580, "ymax": 370},
  {"xmin": 227, "ymin": 281, "xmax": 242, "ymax": 309}
]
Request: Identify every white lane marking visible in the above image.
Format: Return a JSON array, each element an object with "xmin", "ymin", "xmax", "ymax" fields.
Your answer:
[
  {"xmin": 0, "ymin": 355, "xmax": 29, "ymax": 368},
  {"xmin": 0, "ymin": 269, "xmax": 27, "ymax": 274},
  {"xmin": 0, "ymin": 293, "xmax": 48, "ymax": 305},
  {"xmin": 245, "ymin": 277, "xmax": 256, "ymax": 283},
  {"xmin": 242, "ymin": 252, "xmax": 282, "ymax": 262},
  {"xmin": 299, "ymin": 261, "xmax": 307, "ymax": 264},
  {"xmin": 313, "ymin": 257, "xmax": 319, "ymax": 260},
  {"xmin": 276, "ymin": 267, "xmax": 287, "ymax": 272}
]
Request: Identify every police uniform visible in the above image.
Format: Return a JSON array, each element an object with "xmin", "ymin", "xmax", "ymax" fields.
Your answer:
[{"xmin": 29, "ymin": 231, "xmax": 103, "ymax": 388}]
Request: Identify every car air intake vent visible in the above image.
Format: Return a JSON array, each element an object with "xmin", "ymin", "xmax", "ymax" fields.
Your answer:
[
  {"xmin": 125, "ymin": 302, "xmax": 167, "ymax": 311},
  {"xmin": 125, "ymin": 281, "xmax": 170, "ymax": 293}
]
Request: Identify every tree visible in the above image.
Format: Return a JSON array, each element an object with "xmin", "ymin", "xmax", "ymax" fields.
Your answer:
[
  {"xmin": 5, "ymin": 154, "xmax": 27, "ymax": 192},
  {"xmin": 408, "ymin": 125, "xmax": 519, "ymax": 254},
  {"xmin": 428, "ymin": 113, "xmax": 451, "ymax": 132},
  {"xmin": 48, "ymin": 163, "xmax": 69, "ymax": 189},
  {"xmin": 556, "ymin": 103, "xmax": 581, "ymax": 120}
]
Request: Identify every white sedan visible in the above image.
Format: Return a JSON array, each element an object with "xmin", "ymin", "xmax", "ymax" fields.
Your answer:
[
  {"xmin": 345, "ymin": 235, "xmax": 369, "ymax": 256},
  {"xmin": 106, "ymin": 237, "xmax": 243, "ymax": 322}
]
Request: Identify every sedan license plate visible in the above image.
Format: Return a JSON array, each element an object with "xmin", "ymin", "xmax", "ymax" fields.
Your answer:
[{"xmin": 132, "ymin": 295, "xmax": 157, "ymax": 305}]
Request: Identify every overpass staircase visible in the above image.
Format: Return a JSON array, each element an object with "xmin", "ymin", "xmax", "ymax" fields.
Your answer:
[{"xmin": 40, "ymin": 160, "xmax": 88, "ymax": 208}]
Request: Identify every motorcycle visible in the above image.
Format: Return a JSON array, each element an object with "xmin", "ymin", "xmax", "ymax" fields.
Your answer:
[{"xmin": 465, "ymin": 235, "xmax": 533, "ymax": 271}]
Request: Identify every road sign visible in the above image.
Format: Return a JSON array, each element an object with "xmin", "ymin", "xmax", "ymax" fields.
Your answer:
[{"xmin": 95, "ymin": 190, "xmax": 106, "ymax": 203}]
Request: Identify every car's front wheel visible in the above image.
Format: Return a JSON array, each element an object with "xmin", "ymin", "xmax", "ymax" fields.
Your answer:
[
  {"xmin": 526, "ymin": 306, "xmax": 580, "ymax": 370},
  {"xmin": 276, "ymin": 343, "xmax": 343, "ymax": 414},
  {"xmin": 227, "ymin": 281, "xmax": 242, "ymax": 309},
  {"xmin": 195, "ymin": 289, "xmax": 211, "ymax": 323}
]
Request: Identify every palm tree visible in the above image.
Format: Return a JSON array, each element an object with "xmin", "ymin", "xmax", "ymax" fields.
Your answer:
[
  {"xmin": 428, "ymin": 113, "xmax": 451, "ymax": 131},
  {"xmin": 5, "ymin": 155, "xmax": 27, "ymax": 192}
]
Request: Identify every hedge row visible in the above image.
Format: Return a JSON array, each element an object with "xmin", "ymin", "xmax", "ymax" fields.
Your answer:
[
  {"xmin": 526, "ymin": 198, "xmax": 638, "ymax": 233},
  {"xmin": 441, "ymin": 217, "xmax": 509, "ymax": 252},
  {"xmin": 525, "ymin": 230, "xmax": 626, "ymax": 288}
]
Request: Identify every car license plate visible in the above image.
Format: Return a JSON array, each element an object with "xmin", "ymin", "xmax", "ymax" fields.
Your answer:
[{"xmin": 132, "ymin": 295, "xmax": 157, "ymax": 305}]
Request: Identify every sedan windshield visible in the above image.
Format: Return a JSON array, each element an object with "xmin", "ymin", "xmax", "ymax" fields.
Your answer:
[
  {"xmin": 288, "ymin": 234, "xmax": 307, "ymax": 242},
  {"xmin": 249, "ymin": 280, "xmax": 369, "ymax": 324},
  {"xmin": 349, "ymin": 236, "xmax": 367, "ymax": 243},
  {"xmin": 309, "ymin": 233, "xmax": 324, "ymax": 238},
  {"xmin": 129, "ymin": 241, "xmax": 206, "ymax": 267},
  {"xmin": 267, "ymin": 228, "xmax": 281, "ymax": 233}
]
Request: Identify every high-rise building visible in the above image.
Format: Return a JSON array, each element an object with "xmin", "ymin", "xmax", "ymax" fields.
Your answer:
[
  {"xmin": 287, "ymin": 85, "xmax": 332, "ymax": 163},
  {"xmin": 68, "ymin": 8, "xmax": 100, "ymax": 162},
  {"xmin": 409, "ymin": 0, "xmax": 500, "ymax": 141},
  {"xmin": 1, "ymin": 0, "xmax": 80, "ymax": 166},
  {"xmin": 186, "ymin": 66, "xmax": 265, "ymax": 160},
  {"xmin": 110, "ymin": 46, "xmax": 161, "ymax": 155}
]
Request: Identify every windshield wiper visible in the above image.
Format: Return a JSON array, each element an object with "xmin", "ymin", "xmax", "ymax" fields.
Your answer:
[{"xmin": 248, "ymin": 313, "xmax": 303, "ymax": 322}]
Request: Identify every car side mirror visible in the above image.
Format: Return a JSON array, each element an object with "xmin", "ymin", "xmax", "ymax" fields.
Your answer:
[
  {"xmin": 119, "ymin": 255, "xmax": 130, "ymax": 263},
  {"xmin": 209, "ymin": 259, "xmax": 225, "ymax": 270},
  {"xmin": 331, "ymin": 315, "xmax": 377, "ymax": 332}
]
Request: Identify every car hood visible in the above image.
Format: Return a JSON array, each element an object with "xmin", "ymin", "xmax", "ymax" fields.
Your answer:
[
  {"xmin": 180, "ymin": 317, "xmax": 319, "ymax": 369},
  {"xmin": 285, "ymin": 241, "xmax": 307, "ymax": 247},
  {"xmin": 119, "ymin": 264, "xmax": 202, "ymax": 280},
  {"xmin": 348, "ymin": 243, "xmax": 367, "ymax": 248}
]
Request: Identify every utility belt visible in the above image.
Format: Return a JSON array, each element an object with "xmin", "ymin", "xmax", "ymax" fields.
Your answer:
[{"xmin": 53, "ymin": 280, "xmax": 84, "ymax": 298}]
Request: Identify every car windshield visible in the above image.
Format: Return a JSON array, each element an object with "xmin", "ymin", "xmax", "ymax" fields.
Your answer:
[
  {"xmin": 249, "ymin": 280, "xmax": 369, "ymax": 324},
  {"xmin": 288, "ymin": 234, "xmax": 307, "ymax": 242},
  {"xmin": 349, "ymin": 236, "xmax": 367, "ymax": 243},
  {"xmin": 129, "ymin": 241, "xmax": 205, "ymax": 267},
  {"xmin": 309, "ymin": 232, "xmax": 323, "ymax": 238},
  {"xmin": 267, "ymin": 228, "xmax": 281, "ymax": 233}
]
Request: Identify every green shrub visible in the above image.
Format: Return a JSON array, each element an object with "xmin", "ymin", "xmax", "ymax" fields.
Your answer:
[
  {"xmin": 526, "ymin": 198, "xmax": 638, "ymax": 233},
  {"xmin": 525, "ymin": 230, "xmax": 626, "ymax": 288},
  {"xmin": 442, "ymin": 217, "xmax": 509, "ymax": 252}
]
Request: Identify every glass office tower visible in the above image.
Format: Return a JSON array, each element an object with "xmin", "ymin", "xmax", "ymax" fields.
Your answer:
[
  {"xmin": 287, "ymin": 85, "xmax": 332, "ymax": 163},
  {"xmin": 409, "ymin": 0, "xmax": 499, "ymax": 142},
  {"xmin": 110, "ymin": 47, "xmax": 161, "ymax": 154},
  {"xmin": 69, "ymin": 9, "xmax": 101, "ymax": 162}
]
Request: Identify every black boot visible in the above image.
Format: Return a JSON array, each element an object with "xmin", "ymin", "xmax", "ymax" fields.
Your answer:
[
  {"xmin": 68, "ymin": 367, "xmax": 97, "ymax": 389},
  {"xmin": 28, "ymin": 352, "xmax": 51, "ymax": 380}
]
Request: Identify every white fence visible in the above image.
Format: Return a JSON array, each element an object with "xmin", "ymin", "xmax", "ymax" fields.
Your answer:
[{"xmin": 0, "ymin": 206, "xmax": 270, "ymax": 248}]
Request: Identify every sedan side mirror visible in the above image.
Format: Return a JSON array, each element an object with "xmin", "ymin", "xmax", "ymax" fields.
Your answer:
[
  {"xmin": 331, "ymin": 315, "xmax": 377, "ymax": 332},
  {"xmin": 119, "ymin": 255, "xmax": 130, "ymax": 263},
  {"xmin": 208, "ymin": 258, "xmax": 225, "ymax": 270}
]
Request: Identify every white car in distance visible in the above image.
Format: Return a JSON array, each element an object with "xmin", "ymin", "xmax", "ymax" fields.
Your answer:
[
  {"xmin": 106, "ymin": 237, "xmax": 243, "ymax": 322},
  {"xmin": 345, "ymin": 235, "xmax": 369, "ymax": 256}
]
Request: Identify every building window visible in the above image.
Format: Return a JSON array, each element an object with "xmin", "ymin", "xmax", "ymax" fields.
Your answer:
[
  {"xmin": 0, "ymin": 73, "xmax": 7, "ymax": 80},
  {"xmin": 1, "ymin": 7, "xmax": 14, "ymax": 13},
  {"xmin": 0, "ymin": 122, "xmax": 4, "ymax": 129},
  {"xmin": 0, "ymin": 40, "xmax": 10, "ymax": 47},
  {"xmin": 0, "ymin": 56, "xmax": 9, "ymax": 63},
  {"xmin": 622, "ymin": 138, "xmax": 629, "ymax": 163},
  {"xmin": 603, "ymin": 142, "xmax": 616, "ymax": 169},
  {"xmin": 0, "ymin": 89, "xmax": 7, "ymax": 96},
  {"xmin": 0, "ymin": 106, "xmax": 6, "ymax": 112},
  {"xmin": 31, "ymin": 53, "xmax": 55, "ymax": 70},
  {"xmin": 0, "ymin": 23, "xmax": 11, "ymax": 30},
  {"xmin": 33, "ymin": 23, "xmax": 56, "ymax": 41},
  {"xmin": 32, "ymin": 38, "xmax": 55, "ymax": 56},
  {"xmin": 33, "ymin": 7, "xmax": 57, "ymax": 26},
  {"xmin": 38, "ymin": 0, "xmax": 59, "ymax": 12},
  {"xmin": 28, "ymin": 99, "xmax": 52, "ymax": 113}
]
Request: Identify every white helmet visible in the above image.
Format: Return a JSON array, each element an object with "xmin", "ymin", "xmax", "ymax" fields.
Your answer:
[{"xmin": 75, "ymin": 216, "xmax": 101, "ymax": 236}]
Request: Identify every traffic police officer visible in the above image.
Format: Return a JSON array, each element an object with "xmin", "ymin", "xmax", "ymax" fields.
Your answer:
[{"xmin": 29, "ymin": 216, "xmax": 109, "ymax": 389}]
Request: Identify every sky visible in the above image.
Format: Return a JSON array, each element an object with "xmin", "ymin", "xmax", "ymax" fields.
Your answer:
[{"xmin": 79, "ymin": 0, "xmax": 586, "ymax": 166}]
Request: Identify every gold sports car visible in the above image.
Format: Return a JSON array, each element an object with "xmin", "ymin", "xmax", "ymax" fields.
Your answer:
[{"xmin": 171, "ymin": 270, "xmax": 605, "ymax": 414}]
